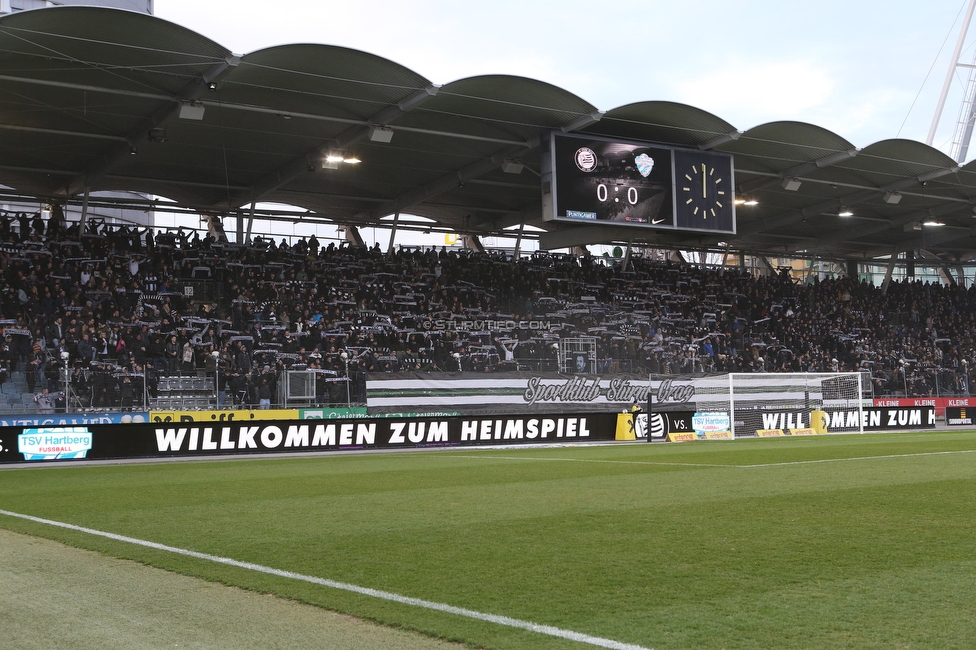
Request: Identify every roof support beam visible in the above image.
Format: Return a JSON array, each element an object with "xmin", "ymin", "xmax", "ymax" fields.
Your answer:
[
  {"xmin": 0, "ymin": 123, "xmax": 126, "ymax": 141},
  {"xmin": 812, "ymin": 202, "xmax": 962, "ymax": 248},
  {"xmin": 236, "ymin": 207, "xmax": 245, "ymax": 243},
  {"xmin": 245, "ymin": 201, "xmax": 256, "ymax": 243},
  {"xmin": 204, "ymin": 100, "xmax": 528, "ymax": 147},
  {"xmin": 699, "ymin": 130, "xmax": 742, "ymax": 150},
  {"xmin": 342, "ymin": 225, "xmax": 366, "ymax": 248},
  {"xmin": 76, "ymin": 186, "xmax": 89, "ymax": 242},
  {"xmin": 754, "ymin": 256, "xmax": 776, "ymax": 274},
  {"xmin": 736, "ymin": 191, "xmax": 875, "ymax": 239},
  {"xmin": 737, "ymin": 148, "xmax": 859, "ymax": 194},
  {"xmin": 618, "ymin": 239, "xmax": 633, "ymax": 272},
  {"xmin": 514, "ymin": 220, "xmax": 526, "ymax": 259},
  {"xmin": 221, "ymin": 84, "xmax": 440, "ymax": 209},
  {"xmin": 735, "ymin": 167, "xmax": 970, "ymax": 204},
  {"xmin": 737, "ymin": 165, "xmax": 960, "ymax": 239},
  {"xmin": 461, "ymin": 234, "xmax": 485, "ymax": 253},
  {"xmin": 386, "ymin": 212, "xmax": 400, "ymax": 255},
  {"xmin": 917, "ymin": 248, "xmax": 957, "ymax": 285},
  {"xmin": 561, "ymin": 111, "xmax": 604, "ymax": 133},
  {"xmin": 62, "ymin": 54, "xmax": 241, "ymax": 197},
  {"xmin": 880, "ymin": 249, "xmax": 898, "ymax": 295},
  {"xmin": 0, "ymin": 72, "xmax": 171, "ymax": 101},
  {"xmin": 352, "ymin": 140, "xmax": 540, "ymax": 223},
  {"xmin": 343, "ymin": 109, "xmax": 608, "ymax": 224},
  {"xmin": 893, "ymin": 226, "xmax": 973, "ymax": 255},
  {"xmin": 0, "ymin": 74, "xmax": 527, "ymax": 147},
  {"xmin": 538, "ymin": 224, "xmax": 652, "ymax": 250},
  {"xmin": 468, "ymin": 204, "xmax": 541, "ymax": 233}
]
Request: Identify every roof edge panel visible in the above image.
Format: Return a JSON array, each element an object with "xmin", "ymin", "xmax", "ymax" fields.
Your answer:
[
  {"xmin": 741, "ymin": 120, "xmax": 856, "ymax": 151},
  {"xmin": 602, "ymin": 100, "xmax": 736, "ymax": 133},
  {"xmin": 857, "ymin": 138, "xmax": 961, "ymax": 169},
  {"xmin": 238, "ymin": 43, "xmax": 431, "ymax": 88},
  {"xmin": 0, "ymin": 6, "xmax": 232, "ymax": 59},
  {"xmin": 437, "ymin": 74, "xmax": 598, "ymax": 115}
]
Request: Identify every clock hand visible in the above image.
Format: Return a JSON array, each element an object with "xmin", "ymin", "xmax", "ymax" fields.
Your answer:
[{"xmin": 702, "ymin": 163, "xmax": 707, "ymax": 198}]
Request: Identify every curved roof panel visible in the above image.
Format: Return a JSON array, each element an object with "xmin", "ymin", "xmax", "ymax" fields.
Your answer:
[
  {"xmin": 0, "ymin": 6, "xmax": 230, "ymax": 92},
  {"xmin": 851, "ymin": 139, "xmax": 959, "ymax": 182},
  {"xmin": 589, "ymin": 101, "xmax": 737, "ymax": 148},
  {"xmin": 730, "ymin": 121, "xmax": 856, "ymax": 174},
  {"xmin": 229, "ymin": 44, "xmax": 432, "ymax": 119},
  {"xmin": 437, "ymin": 75, "xmax": 597, "ymax": 124},
  {"xmin": 1, "ymin": 6, "xmax": 976, "ymax": 262}
]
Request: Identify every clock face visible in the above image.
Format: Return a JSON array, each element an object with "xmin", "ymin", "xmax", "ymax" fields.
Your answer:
[
  {"xmin": 673, "ymin": 149, "xmax": 735, "ymax": 233},
  {"xmin": 681, "ymin": 162, "xmax": 727, "ymax": 218}
]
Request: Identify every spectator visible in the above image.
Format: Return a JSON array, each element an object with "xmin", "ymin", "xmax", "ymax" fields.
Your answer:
[
  {"xmin": 181, "ymin": 340, "xmax": 194, "ymax": 372},
  {"xmin": 33, "ymin": 387, "xmax": 58, "ymax": 414}
]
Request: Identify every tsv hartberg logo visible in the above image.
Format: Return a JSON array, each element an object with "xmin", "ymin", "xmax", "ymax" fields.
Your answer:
[
  {"xmin": 18, "ymin": 427, "xmax": 93, "ymax": 461},
  {"xmin": 691, "ymin": 412, "xmax": 731, "ymax": 438},
  {"xmin": 634, "ymin": 153, "xmax": 654, "ymax": 177}
]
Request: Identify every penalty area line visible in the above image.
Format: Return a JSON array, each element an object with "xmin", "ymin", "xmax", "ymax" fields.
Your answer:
[{"xmin": 0, "ymin": 508, "xmax": 650, "ymax": 650}]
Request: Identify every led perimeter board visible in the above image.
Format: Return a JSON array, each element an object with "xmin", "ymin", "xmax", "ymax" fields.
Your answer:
[{"xmin": 543, "ymin": 132, "xmax": 736, "ymax": 234}]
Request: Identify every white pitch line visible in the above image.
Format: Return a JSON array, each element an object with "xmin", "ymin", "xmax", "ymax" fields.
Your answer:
[
  {"xmin": 448, "ymin": 448, "xmax": 976, "ymax": 470},
  {"xmin": 0, "ymin": 509, "xmax": 651, "ymax": 650},
  {"xmin": 448, "ymin": 455, "xmax": 728, "ymax": 468},
  {"xmin": 736, "ymin": 448, "xmax": 976, "ymax": 468}
]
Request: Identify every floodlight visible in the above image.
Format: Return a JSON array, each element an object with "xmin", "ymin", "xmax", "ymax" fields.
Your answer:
[
  {"xmin": 368, "ymin": 126, "xmax": 394, "ymax": 143},
  {"xmin": 178, "ymin": 101, "xmax": 205, "ymax": 120},
  {"xmin": 501, "ymin": 158, "xmax": 524, "ymax": 174}
]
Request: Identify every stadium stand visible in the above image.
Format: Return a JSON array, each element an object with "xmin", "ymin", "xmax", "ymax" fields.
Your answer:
[{"xmin": 0, "ymin": 209, "xmax": 971, "ymax": 413}]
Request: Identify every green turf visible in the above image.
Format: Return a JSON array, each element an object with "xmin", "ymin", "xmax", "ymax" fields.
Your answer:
[
  {"xmin": 0, "ymin": 528, "xmax": 467, "ymax": 650},
  {"xmin": 3, "ymin": 432, "xmax": 976, "ymax": 649}
]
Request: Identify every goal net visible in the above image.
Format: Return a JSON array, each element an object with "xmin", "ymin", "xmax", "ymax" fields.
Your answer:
[{"xmin": 688, "ymin": 372, "xmax": 865, "ymax": 437}]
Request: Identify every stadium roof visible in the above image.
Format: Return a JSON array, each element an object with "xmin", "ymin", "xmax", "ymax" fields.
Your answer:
[{"xmin": 2, "ymin": 6, "xmax": 976, "ymax": 263}]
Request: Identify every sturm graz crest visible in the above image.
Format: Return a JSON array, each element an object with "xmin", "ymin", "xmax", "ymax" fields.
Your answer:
[{"xmin": 648, "ymin": 413, "xmax": 667, "ymax": 438}]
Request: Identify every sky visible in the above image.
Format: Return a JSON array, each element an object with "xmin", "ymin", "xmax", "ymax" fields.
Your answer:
[{"xmin": 153, "ymin": 0, "xmax": 976, "ymax": 157}]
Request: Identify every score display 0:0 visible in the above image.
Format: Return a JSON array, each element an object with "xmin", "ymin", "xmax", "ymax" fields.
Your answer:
[{"xmin": 596, "ymin": 183, "xmax": 638, "ymax": 205}]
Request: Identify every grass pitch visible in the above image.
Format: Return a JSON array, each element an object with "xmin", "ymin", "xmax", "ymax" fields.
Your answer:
[
  {"xmin": 0, "ymin": 528, "xmax": 465, "ymax": 650},
  {"xmin": 2, "ymin": 432, "xmax": 976, "ymax": 649}
]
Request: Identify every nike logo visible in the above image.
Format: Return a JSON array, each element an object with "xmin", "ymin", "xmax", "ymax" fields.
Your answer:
[{"xmin": 651, "ymin": 218, "xmax": 666, "ymax": 225}]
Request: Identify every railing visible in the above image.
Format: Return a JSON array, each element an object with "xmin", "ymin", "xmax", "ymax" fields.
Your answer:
[
  {"xmin": 150, "ymin": 369, "xmax": 363, "ymax": 412},
  {"xmin": 870, "ymin": 367, "xmax": 971, "ymax": 398},
  {"xmin": 4, "ymin": 364, "xmax": 974, "ymax": 416}
]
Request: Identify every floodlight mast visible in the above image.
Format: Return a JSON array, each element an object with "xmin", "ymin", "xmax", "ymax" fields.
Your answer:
[{"xmin": 927, "ymin": 0, "xmax": 976, "ymax": 155}]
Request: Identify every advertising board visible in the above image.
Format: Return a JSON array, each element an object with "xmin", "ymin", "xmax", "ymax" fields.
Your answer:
[
  {"xmin": 0, "ymin": 413, "xmax": 619, "ymax": 464},
  {"xmin": 944, "ymin": 407, "xmax": 974, "ymax": 426},
  {"xmin": 150, "ymin": 409, "xmax": 299, "ymax": 423}
]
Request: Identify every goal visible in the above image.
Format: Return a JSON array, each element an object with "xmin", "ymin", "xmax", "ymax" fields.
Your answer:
[{"xmin": 688, "ymin": 373, "xmax": 865, "ymax": 438}]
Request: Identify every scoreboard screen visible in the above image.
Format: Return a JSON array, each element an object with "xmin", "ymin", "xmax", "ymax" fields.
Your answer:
[{"xmin": 544, "ymin": 132, "xmax": 736, "ymax": 234}]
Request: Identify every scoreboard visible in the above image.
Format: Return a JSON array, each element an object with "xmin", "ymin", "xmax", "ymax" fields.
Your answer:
[{"xmin": 543, "ymin": 132, "xmax": 736, "ymax": 234}]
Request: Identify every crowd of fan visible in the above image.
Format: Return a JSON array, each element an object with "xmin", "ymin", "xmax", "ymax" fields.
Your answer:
[{"xmin": 0, "ymin": 207, "xmax": 974, "ymax": 412}]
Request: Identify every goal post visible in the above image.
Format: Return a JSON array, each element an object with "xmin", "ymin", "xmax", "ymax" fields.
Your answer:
[{"xmin": 688, "ymin": 372, "xmax": 865, "ymax": 438}]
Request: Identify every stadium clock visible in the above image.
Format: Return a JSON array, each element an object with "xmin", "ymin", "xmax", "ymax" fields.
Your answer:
[{"xmin": 673, "ymin": 148, "xmax": 735, "ymax": 232}]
